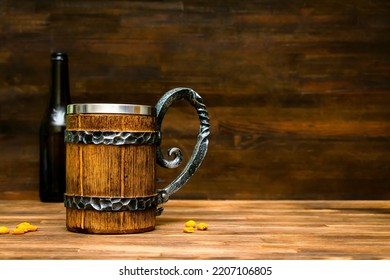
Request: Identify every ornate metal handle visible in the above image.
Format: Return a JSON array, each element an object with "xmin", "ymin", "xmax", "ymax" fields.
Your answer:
[{"xmin": 155, "ymin": 88, "xmax": 210, "ymax": 214}]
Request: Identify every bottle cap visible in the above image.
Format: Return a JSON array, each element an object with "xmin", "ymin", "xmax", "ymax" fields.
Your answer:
[{"xmin": 51, "ymin": 52, "xmax": 68, "ymax": 61}]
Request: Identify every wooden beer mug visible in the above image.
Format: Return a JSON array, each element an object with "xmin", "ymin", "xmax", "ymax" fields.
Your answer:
[{"xmin": 64, "ymin": 88, "xmax": 210, "ymax": 233}]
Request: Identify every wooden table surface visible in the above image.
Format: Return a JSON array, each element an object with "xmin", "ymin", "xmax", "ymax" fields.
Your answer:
[{"xmin": 0, "ymin": 200, "xmax": 389, "ymax": 260}]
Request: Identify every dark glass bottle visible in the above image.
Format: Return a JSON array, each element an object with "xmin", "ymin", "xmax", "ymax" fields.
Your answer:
[{"xmin": 39, "ymin": 52, "xmax": 71, "ymax": 202}]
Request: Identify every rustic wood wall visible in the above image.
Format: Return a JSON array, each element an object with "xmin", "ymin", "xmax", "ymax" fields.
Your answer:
[{"xmin": 1, "ymin": 0, "xmax": 389, "ymax": 200}]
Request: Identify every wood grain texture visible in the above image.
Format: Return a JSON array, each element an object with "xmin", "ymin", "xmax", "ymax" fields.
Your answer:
[
  {"xmin": 1, "ymin": 199, "xmax": 390, "ymax": 260},
  {"xmin": 0, "ymin": 0, "xmax": 389, "ymax": 199}
]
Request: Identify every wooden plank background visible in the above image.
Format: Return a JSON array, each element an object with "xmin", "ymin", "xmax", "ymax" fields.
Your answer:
[{"xmin": 0, "ymin": 0, "xmax": 389, "ymax": 200}]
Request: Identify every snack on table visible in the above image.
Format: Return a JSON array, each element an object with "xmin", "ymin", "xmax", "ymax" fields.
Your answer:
[
  {"xmin": 183, "ymin": 227, "xmax": 195, "ymax": 233},
  {"xmin": 0, "ymin": 226, "xmax": 10, "ymax": 234},
  {"xmin": 17, "ymin": 222, "xmax": 38, "ymax": 232},
  {"xmin": 11, "ymin": 227, "xmax": 26, "ymax": 235},
  {"xmin": 0, "ymin": 222, "xmax": 39, "ymax": 235},
  {"xmin": 196, "ymin": 222, "xmax": 208, "ymax": 230},
  {"xmin": 184, "ymin": 220, "xmax": 197, "ymax": 228},
  {"xmin": 182, "ymin": 220, "xmax": 209, "ymax": 233}
]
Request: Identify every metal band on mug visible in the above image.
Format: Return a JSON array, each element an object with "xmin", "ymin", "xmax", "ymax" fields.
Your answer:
[
  {"xmin": 67, "ymin": 103, "xmax": 156, "ymax": 116},
  {"xmin": 64, "ymin": 194, "xmax": 158, "ymax": 212},
  {"xmin": 64, "ymin": 130, "xmax": 160, "ymax": 145}
]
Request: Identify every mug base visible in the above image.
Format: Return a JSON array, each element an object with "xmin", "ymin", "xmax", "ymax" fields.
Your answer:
[{"xmin": 66, "ymin": 225, "xmax": 155, "ymax": 234}]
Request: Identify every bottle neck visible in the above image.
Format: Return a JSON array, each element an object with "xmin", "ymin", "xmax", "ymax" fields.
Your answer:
[{"xmin": 48, "ymin": 53, "xmax": 70, "ymax": 108}]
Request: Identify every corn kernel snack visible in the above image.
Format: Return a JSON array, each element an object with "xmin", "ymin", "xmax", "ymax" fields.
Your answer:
[
  {"xmin": 26, "ymin": 224, "xmax": 38, "ymax": 232},
  {"xmin": 11, "ymin": 227, "xmax": 26, "ymax": 235},
  {"xmin": 16, "ymin": 222, "xmax": 31, "ymax": 228},
  {"xmin": 183, "ymin": 227, "xmax": 195, "ymax": 233},
  {"xmin": 17, "ymin": 222, "xmax": 38, "ymax": 232},
  {"xmin": 0, "ymin": 226, "xmax": 10, "ymax": 234},
  {"xmin": 184, "ymin": 220, "xmax": 197, "ymax": 228},
  {"xmin": 196, "ymin": 222, "xmax": 208, "ymax": 230}
]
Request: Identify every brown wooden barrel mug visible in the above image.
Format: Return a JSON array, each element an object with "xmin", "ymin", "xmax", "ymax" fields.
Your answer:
[{"xmin": 64, "ymin": 88, "xmax": 210, "ymax": 234}]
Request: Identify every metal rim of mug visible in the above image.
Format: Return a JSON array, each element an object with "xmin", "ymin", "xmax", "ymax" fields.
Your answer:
[{"xmin": 66, "ymin": 103, "xmax": 156, "ymax": 116}]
